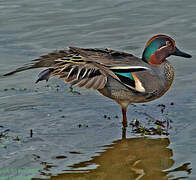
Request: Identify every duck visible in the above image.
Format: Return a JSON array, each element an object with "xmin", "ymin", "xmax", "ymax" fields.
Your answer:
[{"xmin": 4, "ymin": 34, "xmax": 192, "ymax": 127}]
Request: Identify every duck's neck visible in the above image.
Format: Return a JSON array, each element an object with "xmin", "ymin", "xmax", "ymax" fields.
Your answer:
[{"xmin": 162, "ymin": 60, "xmax": 174, "ymax": 83}]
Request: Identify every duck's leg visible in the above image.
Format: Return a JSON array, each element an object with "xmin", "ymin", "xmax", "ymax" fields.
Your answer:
[
  {"xmin": 122, "ymin": 107, "xmax": 128, "ymax": 127},
  {"xmin": 122, "ymin": 126, "xmax": 127, "ymax": 139}
]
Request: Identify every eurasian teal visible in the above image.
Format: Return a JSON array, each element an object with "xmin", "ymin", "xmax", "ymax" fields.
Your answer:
[{"xmin": 4, "ymin": 35, "xmax": 192, "ymax": 127}]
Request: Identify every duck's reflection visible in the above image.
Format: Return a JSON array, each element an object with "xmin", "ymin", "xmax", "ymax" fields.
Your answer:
[{"xmin": 34, "ymin": 129, "xmax": 191, "ymax": 180}]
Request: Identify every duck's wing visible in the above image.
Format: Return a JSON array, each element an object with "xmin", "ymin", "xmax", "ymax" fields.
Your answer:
[
  {"xmin": 68, "ymin": 46, "xmax": 148, "ymax": 67},
  {"xmin": 4, "ymin": 46, "xmax": 150, "ymax": 91},
  {"xmin": 65, "ymin": 47, "xmax": 151, "ymax": 91}
]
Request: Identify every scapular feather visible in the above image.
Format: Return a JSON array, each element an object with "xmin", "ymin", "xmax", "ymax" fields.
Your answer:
[
  {"xmin": 67, "ymin": 66, "xmax": 78, "ymax": 79},
  {"xmin": 88, "ymin": 69, "xmax": 102, "ymax": 78},
  {"xmin": 77, "ymin": 68, "xmax": 86, "ymax": 79}
]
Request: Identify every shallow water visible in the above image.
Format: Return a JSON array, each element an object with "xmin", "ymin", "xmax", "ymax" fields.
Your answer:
[{"xmin": 0, "ymin": 0, "xmax": 196, "ymax": 179}]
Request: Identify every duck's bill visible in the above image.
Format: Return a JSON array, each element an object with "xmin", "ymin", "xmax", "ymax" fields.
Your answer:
[{"xmin": 172, "ymin": 47, "xmax": 192, "ymax": 58}]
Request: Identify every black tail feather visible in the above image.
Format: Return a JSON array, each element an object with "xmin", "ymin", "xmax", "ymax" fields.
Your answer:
[{"xmin": 35, "ymin": 69, "xmax": 53, "ymax": 83}]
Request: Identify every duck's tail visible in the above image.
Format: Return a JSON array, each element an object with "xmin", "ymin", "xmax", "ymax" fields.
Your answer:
[
  {"xmin": 3, "ymin": 50, "xmax": 69, "ymax": 76},
  {"xmin": 3, "ymin": 63, "xmax": 36, "ymax": 76}
]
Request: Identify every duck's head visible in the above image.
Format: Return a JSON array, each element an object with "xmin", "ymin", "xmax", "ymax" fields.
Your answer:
[{"xmin": 142, "ymin": 34, "xmax": 192, "ymax": 65}]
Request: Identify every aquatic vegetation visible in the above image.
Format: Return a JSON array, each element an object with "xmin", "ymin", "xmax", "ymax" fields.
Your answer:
[
  {"xmin": 130, "ymin": 117, "xmax": 170, "ymax": 136},
  {"xmin": 103, "ymin": 114, "xmax": 119, "ymax": 120},
  {"xmin": 77, "ymin": 124, "xmax": 89, "ymax": 128},
  {"xmin": 69, "ymin": 86, "xmax": 81, "ymax": 95},
  {"xmin": 13, "ymin": 136, "xmax": 20, "ymax": 141},
  {"xmin": 2, "ymin": 83, "xmax": 82, "ymax": 95},
  {"xmin": 0, "ymin": 145, "xmax": 7, "ymax": 149}
]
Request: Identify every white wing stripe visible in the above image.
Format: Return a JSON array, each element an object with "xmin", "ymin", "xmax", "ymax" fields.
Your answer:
[{"xmin": 109, "ymin": 66, "xmax": 149, "ymax": 70}]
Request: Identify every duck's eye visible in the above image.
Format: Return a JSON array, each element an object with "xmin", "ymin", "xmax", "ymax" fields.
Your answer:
[
  {"xmin": 165, "ymin": 41, "xmax": 172, "ymax": 46},
  {"xmin": 160, "ymin": 40, "xmax": 172, "ymax": 48}
]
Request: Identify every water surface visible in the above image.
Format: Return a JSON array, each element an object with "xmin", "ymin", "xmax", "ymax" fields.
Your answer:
[{"xmin": 0, "ymin": 0, "xmax": 196, "ymax": 179}]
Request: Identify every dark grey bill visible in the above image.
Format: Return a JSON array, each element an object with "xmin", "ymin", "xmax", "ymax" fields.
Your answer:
[{"xmin": 172, "ymin": 47, "xmax": 192, "ymax": 58}]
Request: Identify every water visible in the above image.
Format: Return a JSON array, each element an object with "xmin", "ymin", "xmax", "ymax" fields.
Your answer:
[{"xmin": 0, "ymin": 0, "xmax": 196, "ymax": 179}]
